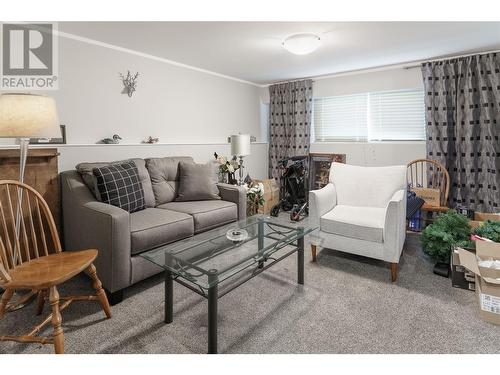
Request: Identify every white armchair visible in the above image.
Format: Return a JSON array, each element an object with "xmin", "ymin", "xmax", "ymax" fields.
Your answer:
[{"xmin": 309, "ymin": 163, "xmax": 407, "ymax": 281}]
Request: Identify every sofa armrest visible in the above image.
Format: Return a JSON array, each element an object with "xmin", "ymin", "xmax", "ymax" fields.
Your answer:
[
  {"xmin": 61, "ymin": 170, "xmax": 132, "ymax": 293},
  {"xmin": 217, "ymin": 183, "xmax": 247, "ymax": 220},
  {"xmin": 383, "ymin": 189, "xmax": 407, "ymax": 263},
  {"xmin": 309, "ymin": 183, "xmax": 337, "ymax": 228}
]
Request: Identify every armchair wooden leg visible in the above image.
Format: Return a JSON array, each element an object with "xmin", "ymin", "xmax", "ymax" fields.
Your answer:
[
  {"xmin": 311, "ymin": 244, "xmax": 317, "ymax": 262},
  {"xmin": 49, "ymin": 286, "xmax": 64, "ymax": 354},
  {"xmin": 0, "ymin": 288, "xmax": 14, "ymax": 319},
  {"xmin": 88, "ymin": 264, "xmax": 112, "ymax": 319},
  {"xmin": 36, "ymin": 289, "xmax": 46, "ymax": 316},
  {"xmin": 390, "ymin": 263, "xmax": 398, "ymax": 282}
]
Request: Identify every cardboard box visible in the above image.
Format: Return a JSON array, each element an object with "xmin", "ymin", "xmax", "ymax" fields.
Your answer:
[
  {"xmin": 475, "ymin": 212, "xmax": 500, "ymax": 222},
  {"xmin": 451, "ymin": 248, "xmax": 476, "ymax": 291},
  {"xmin": 469, "ymin": 212, "xmax": 500, "ymax": 230},
  {"xmin": 411, "ymin": 187, "xmax": 440, "ymax": 207},
  {"xmin": 459, "ymin": 241, "xmax": 500, "ymax": 325},
  {"xmin": 253, "ymin": 179, "xmax": 280, "ymax": 215}
]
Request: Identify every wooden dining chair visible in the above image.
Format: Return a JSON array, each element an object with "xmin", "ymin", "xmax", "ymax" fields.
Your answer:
[
  {"xmin": 407, "ymin": 159, "xmax": 450, "ymax": 213},
  {"xmin": 0, "ymin": 180, "xmax": 111, "ymax": 354}
]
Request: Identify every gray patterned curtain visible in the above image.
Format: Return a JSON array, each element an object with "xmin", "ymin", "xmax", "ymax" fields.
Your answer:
[
  {"xmin": 268, "ymin": 79, "xmax": 313, "ymax": 184},
  {"xmin": 422, "ymin": 53, "xmax": 500, "ymax": 212}
]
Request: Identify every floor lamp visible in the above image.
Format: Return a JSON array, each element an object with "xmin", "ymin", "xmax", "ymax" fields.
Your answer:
[{"xmin": 0, "ymin": 93, "xmax": 60, "ymax": 309}]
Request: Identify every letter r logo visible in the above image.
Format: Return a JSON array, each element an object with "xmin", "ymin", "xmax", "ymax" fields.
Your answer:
[{"xmin": 2, "ymin": 24, "xmax": 53, "ymax": 75}]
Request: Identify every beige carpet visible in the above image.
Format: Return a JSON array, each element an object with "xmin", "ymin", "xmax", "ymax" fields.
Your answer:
[{"xmin": 1, "ymin": 233, "xmax": 499, "ymax": 354}]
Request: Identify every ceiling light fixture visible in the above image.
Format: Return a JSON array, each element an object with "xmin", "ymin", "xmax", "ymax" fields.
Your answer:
[{"xmin": 282, "ymin": 33, "xmax": 321, "ymax": 55}]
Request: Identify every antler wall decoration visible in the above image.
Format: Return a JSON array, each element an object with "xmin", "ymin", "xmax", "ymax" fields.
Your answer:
[{"xmin": 119, "ymin": 70, "xmax": 139, "ymax": 97}]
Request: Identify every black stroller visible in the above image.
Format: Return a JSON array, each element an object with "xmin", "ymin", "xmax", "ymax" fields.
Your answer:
[{"xmin": 270, "ymin": 156, "xmax": 308, "ymax": 221}]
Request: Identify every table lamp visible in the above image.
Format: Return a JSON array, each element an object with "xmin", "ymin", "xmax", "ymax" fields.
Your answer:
[
  {"xmin": 0, "ymin": 93, "xmax": 60, "ymax": 183},
  {"xmin": 230, "ymin": 134, "xmax": 251, "ymax": 185}
]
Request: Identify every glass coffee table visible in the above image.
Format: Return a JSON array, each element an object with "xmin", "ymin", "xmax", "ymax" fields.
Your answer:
[{"xmin": 140, "ymin": 215, "xmax": 317, "ymax": 353}]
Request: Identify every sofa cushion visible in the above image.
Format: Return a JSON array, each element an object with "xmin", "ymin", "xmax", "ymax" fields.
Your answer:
[
  {"xmin": 145, "ymin": 156, "xmax": 194, "ymax": 205},
  {"xmin": 320, "ymin": 205, "xmax": 386, "ymax": 243},
  {"xmin": 130, "ymin": 208, "xmax": 194, "ymax": 255},
  {"xmin": 158, "ymin": 200, "xmax": 237, "ymax": 234},
  {"xmin": 176, "ymin": 161, "xmax": 220, "ymax": 202},
  {"xmin": 93, "ymin": 161, "xmax": 146, "ymax": 213},
  {"xmin": 76, "ymin": 158, "xmax": 155, "ymax": 208}
]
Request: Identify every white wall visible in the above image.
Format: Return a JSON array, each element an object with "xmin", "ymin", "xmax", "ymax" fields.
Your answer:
[
  {"xmin": 0, "ymin": 143, "xmax": 269, "ymax": 179},
  {"xmin": 310, "ymin": 67, "xmax": 426, "ymax": 166},
  {"xmin": 259, "ymin": 67, "xmax": 426, "ymax": 167},
  {"xmin": 0, "ymin": 29, "xmax": 268, "ymax": 177}
]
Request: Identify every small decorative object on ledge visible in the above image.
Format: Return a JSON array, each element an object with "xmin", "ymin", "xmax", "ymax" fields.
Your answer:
[
  {"xmin": 119, "ymin": 70, "xmax": 139, "ymax": 97},
  {"xmin": 143, "ymin": 136, "xmax": 159, "ymax": 144},
  {"xmin": 29, "ymin": 124, "xmax": 66, "ymax": 144},
  {"xmin": 98, "ymin": 134, "xmax": 122, "ymax": 144}
]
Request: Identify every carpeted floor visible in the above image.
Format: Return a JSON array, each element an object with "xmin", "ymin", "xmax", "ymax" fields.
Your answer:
[{"xmin": 1, "ymin": 233, "xmax": 499, "ymax": 354}]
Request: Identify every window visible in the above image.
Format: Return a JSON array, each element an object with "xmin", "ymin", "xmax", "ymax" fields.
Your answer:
[
  {"xmin": 314, "ymin": 88, "xmax": 425, "ymax": 142},
  {"xmin": 314, "ymin": 92, "xmax": 368, "ymax": 141}
]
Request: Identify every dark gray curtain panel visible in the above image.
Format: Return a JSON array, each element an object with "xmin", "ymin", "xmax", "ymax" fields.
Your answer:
[
  {"xmin": 422, "ymin": 53, "xmax": 500, "ymax": 212},
  {"xmin": 268, "ymin": 79, "xmax": 313, "ymax": 184}
]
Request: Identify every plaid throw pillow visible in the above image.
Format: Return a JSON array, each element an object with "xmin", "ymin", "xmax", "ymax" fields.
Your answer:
[{"xmin": 93, "ymin": 161, "xmax": 146, "ymax": 213}]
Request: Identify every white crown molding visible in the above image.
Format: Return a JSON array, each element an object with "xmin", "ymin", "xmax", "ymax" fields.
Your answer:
[{"xmin": 54, "ymin": 29, "xmax": 264, "ymax": 88}]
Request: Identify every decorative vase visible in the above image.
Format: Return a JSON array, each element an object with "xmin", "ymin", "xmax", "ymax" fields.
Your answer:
[
  {"xmin": 228, "ymin": 172, "xmax": 238, "ymax": 185},
  {"xmin": 218, "ymin": 172, "xmax": 228, "ymax": 184}
]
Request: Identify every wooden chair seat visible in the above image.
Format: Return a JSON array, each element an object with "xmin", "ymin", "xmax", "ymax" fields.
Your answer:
[
  {"xmin": 0, "ymin": 180, "xmax": 111, "ymax": 354},
  {"xmin": 4, "ymin": 249, "xmax": 98, "ymax": 289}
]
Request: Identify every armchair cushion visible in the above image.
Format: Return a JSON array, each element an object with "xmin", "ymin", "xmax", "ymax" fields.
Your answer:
[{"xmin": 320, "ymin": 205, "xmax": 386, "ymax": 243}]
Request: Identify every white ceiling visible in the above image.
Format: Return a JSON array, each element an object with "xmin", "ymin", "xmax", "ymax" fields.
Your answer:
[{"xmin": 59, "ymin": 22, "xmax": 500, "ymax": 85}]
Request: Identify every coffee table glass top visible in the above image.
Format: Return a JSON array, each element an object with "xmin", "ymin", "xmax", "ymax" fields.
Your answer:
[{"xmin": 140, "ymin": 215, "xmax": 317, "ymax": 289}]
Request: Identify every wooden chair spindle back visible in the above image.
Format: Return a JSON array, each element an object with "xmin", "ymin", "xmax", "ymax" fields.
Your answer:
[{"xmin": 0, "ymin": 180, "xmax": 61, "ymax": 282}]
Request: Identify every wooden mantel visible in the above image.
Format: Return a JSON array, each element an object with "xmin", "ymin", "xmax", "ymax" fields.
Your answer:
[{"xmin": 0, "ymin": 148, "xmax": 61, "ymax": 234}]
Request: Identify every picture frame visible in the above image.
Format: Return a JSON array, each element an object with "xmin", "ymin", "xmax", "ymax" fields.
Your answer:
[
  {"xmin": 309, "ymin": 153, "xmax": 346, "ymax": 191},
  {"xmin": 29, "ymin": 124, "xmax": 66, "ymax": 145}
]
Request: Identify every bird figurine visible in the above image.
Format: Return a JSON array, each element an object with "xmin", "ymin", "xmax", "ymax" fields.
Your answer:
[{"xmin": 99, "ymin": 134, "xmax": 122, "ymax": 144}]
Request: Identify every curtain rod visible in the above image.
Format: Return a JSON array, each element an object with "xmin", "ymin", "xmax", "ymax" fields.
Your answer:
[
  {"xmin": 269, "ymin": 77, "xmax": 316, "ymax": 86},
  {"xmin": 268, "ymin": 49, "xmax": 500, "ymax": 85},
  {"xmin": 402, "ymin": 49, "xmax": 500, "ymax": 70}
]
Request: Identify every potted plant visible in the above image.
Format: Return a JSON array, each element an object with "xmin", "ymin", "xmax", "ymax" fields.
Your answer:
[
  {"xmin": 420, "ymin": 210, "xmax": 472, "ymax": 277},
  {"xmin": 246, "ymin": 182, "xmax": 265, "ymax": 217},
  {"xmin": 474, "ymin": 220, "xmax": 500, "ymax": 243}
]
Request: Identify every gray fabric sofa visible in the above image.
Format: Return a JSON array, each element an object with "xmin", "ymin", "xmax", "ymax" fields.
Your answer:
[{"xmin": 61, "ymin": 156, "xmax": 247, "ymax": 304}]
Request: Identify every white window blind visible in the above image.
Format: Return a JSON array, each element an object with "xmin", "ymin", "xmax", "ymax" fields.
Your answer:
[
  {"xmin": 314, "ymin": 93, "xmax": 368, "ymax": 141},
  {"xmin": 368, "ymin": 89, "xmax": 425, "ymax": 141},
  {"xmin": 314, "ymin": 88, "xmax": 425, "ymax": 142}
]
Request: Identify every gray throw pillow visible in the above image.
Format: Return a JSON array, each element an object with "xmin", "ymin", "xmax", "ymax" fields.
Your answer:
[
  {"xmin": 76, "ymin": 158, "xmax": 155, "ymax": 207},
  {"xmin": 93, "ymin": 161, "xmax": 146, "ymax": 213},
  {"xmin": 176, "ymin": 161, "xmax": 221, "ymax": 202}
]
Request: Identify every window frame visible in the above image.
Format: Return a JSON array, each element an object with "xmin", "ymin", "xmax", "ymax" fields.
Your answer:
[{"xmin": 313, "ymin": 87, "xmax": 426, "ymax": 143}]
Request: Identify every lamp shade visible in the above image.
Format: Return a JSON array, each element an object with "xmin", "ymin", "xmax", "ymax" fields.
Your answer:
[
  {"xmin": 230, "ymin": 134, "xmax": 251, "ymax": 156},
  {"xmin": 0, "ymin": 93, "xmax": 60, "ymax": 138}
]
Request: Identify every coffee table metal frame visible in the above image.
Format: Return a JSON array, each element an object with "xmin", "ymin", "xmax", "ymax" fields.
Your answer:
[{"xmin": 143, "ymin": 216, "xmax": 312, "ymax": 354}]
